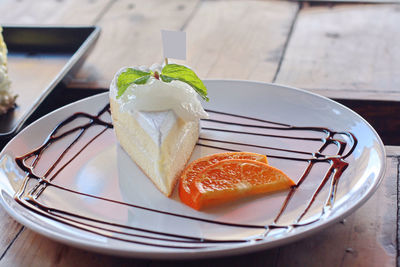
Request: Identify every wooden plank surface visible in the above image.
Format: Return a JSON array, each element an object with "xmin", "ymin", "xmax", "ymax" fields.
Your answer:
[
  {"xmin": 0, "ymin": 208, "xmax": 22, "ymax": 259},
  {"xmin": 71, "ymin": 0, "xmax": 299, "ymax": 88},
  {"xmin": 0, "ymin": 0, "xmax": 111, "ymax": 25},
  {"xmin": 274, "ymin": 156, "xmax": 398, "ymax": 267},
  {"xmin": 333, "ymin": 98, "xmax": 400, "ymax": 146},
  {"xmin": 181, "ymin": 0, "xmax": 298, "ymax": 82},
  {"xmin": 0, "ymin": 0, "xmax": 109, "ymax": 262},
  {"xmin": 71, "ymin": 0, "xmax": 201, "ymax": 88},
  {"xmin": 386, "ymin": 146, "xmax": 400, "ymax": 157},
  {"xmin": 275, "ymin": 4, "xmax": 400, "ymax": 101},
  {"xmin": 0, "ymin": 228, "xmax": 149, "ymax": 267}
]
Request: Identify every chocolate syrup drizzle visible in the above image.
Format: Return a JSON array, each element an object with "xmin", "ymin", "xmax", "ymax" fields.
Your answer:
[{"xmin": 14, "ymin": 104, "xmax": 357, "ymax": 249}]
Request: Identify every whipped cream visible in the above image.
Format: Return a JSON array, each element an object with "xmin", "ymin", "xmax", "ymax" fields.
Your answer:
[
  {"xmin": 136, "ymin": 110, "xmax": 177, "ymax": 146},
  {"xmin": 0, "ymin": 27, "xmax": 15, "ymax": 114},
  {"xmin": 0, "ymin": 65, "xmax": 9, "ymax": 92},
  {"xmin": 110, "ymin": 64, "xmax": 208, "ymax": 121},
  {"xmin": 0, "ymin": 28, "xmax": 10, "ymax": 93}
]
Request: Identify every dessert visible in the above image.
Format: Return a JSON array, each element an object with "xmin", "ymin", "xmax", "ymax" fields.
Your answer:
[
  {"xmin": 15, "ymin": 88, "xmax": 358, "ymax": 246},
  {"xmin": 0, "ymin": 26, "xmax": 16, "ymax": 114},
  {"xmin": 179, "ymin": 152, "xmax": 294, "ymax": 210},
  {"xmin": 109, "ymin": 64, "xmax": 208, "ymax": 196},
  {"xmin": 179, "ymin": 152, "xmax": 268, "ymax": 208}
]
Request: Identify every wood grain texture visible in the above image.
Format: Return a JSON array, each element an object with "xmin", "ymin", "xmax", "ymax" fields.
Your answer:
[
  {"xmin": 306, "ymin": 88, "xmax": 400, "ymax": 101},
  {"xmin": 386, "ymin": 146, "xmax": 400, "ymax": 157},
  {"xmin": 0, "ymin": 0, "xmax": 111, "ymax": 25},
  {"xmin": 179, "ymin": 0, "xmax": 298, "ymax": 82},
  {"xmin": 273, "ymin": 157, "xmax": 397, "ymax": 267},
  {"xmin": 339, "ymin": 157, "xmax": 397, "ymax": 267},
  {"xmin": 71, "ymin": 0, "xmax": 201, "ymax": 88},
  {"xmin": 71, "ymin": 0, "xmax": 299, "ymax": 88},
  {"xmin": 0, "ymin": 0, "xmax": 110, "ymax": 261},
  {"xmin": 0, "ymin": 229, "xmax": 149, "ymax": 267},
  {"xmin": 275, "ymin": 4, "xmax": 400, "ymax": 101},
  {"xmin": 148, "ymin": 250, "xmax": 278, "ymax": 267},
  {"xmin": 0, "ymin": 207, "xmax": 22, "ymax": 258},
  {"xmin": 333, "ymin": 99, "xmax": 400, "ymax": 146}
]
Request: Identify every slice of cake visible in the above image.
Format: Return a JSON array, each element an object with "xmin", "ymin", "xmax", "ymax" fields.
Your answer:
[
  {"xmin": 110, "ymin": 64, "xmax": 208, "ymax": 196},
  {"xmin": 0, "ymin": 26, "xmax": 16, "ymax": 114}
]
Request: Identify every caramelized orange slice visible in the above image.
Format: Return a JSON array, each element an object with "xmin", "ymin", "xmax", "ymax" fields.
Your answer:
[
  {"xmin": 187, "ymin": 159, "xmax": 295, "ymax": 210},
  {"xmin": 179, "ymin": 152, "xmax": 267, "ymax": 208}
]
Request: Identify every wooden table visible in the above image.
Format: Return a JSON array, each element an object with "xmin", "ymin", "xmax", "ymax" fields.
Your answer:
[{"xmin": 0, "ymin": 0, "xmax": 399, "ymax": 266}]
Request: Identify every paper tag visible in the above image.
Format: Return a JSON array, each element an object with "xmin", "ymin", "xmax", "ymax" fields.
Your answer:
[{"xmin": 161, "ymin": 30, "xmax": 186, "ymax": 60}]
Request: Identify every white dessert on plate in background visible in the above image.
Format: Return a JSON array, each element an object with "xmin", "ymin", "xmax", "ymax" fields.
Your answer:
[
  {"xmin": 110, "ymin": 63, "xmax": 208, "ymax": 196},
  {"xmin": 0, "ymin": 26, "xmax": 17, "ymax": 115}
]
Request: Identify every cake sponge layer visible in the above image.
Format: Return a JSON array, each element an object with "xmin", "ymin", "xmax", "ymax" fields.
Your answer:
[{"xmin": 110, "ymin": 98, "xmax": 199, "ymax": 196}]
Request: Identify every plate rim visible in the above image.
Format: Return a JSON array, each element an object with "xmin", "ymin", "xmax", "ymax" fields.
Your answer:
[{"xmin": 0, "ymin": 80, "xmax": 387, "ymax": 259}]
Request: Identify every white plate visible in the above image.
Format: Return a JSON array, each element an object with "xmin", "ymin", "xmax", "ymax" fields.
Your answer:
[{"xmin": 0, "ymin": 80, "xmax": 385, "ymax": 259}]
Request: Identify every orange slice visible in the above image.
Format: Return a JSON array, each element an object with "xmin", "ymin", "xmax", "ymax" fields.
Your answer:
[
  {"xmin": 179, "ymin": 152, "xmax": 267, "ymax": 208},
  {"xmin": 187, "ymin": 159, "xmax": 295, "ymax": 210}
]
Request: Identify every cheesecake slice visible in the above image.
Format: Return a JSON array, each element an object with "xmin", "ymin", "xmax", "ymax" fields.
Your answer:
[
  {"xmin": 0, "ymin": 26, "xmax": 16, "ymax": 114},
  {"xmin": 110, "ymin": 65, "xmax": 207, "ymax": 196}
]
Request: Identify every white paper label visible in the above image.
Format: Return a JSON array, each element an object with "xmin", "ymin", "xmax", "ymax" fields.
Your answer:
[{"xmin": 161, "ymin": 30, "xmax": 186, "ymax": 60}]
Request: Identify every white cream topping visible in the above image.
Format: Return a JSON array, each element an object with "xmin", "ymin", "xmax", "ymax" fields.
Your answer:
[
  {"xmin": 0, "ymin": 27, "xmax": 15, "ymax": 114},
  {"xmin": 0, "ymin": 65, "xmax": 10, "ymax": 91},
  {"xmin": 0, "ymin": 28, "xmax": 10, "ymax": 93},
  {"xmin": 135, "ymin": 110, "xmax": 177, "ymax": 145},
  {"xmin": 110, "ymin": 65, "xmax": 208, "ymax": 122},
  {"xmin": 0, "ymin": 52, "xmax": 4, "ymax": 65}
]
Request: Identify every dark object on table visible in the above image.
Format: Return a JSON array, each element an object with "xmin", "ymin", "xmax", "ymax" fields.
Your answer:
[{"xmin": 0, "ymin": 25, "xmax": 100, "ymax": 138}]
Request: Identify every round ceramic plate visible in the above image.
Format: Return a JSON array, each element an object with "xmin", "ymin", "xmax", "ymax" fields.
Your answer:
[{"xmin": 0, "ymin": 80, "xmax": 385, "ymax": 259}]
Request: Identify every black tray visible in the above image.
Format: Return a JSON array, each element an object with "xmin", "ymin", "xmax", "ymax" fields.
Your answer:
[{"xmin": 0, "ymin": 25, "xmax": 100, "ymax": 137}]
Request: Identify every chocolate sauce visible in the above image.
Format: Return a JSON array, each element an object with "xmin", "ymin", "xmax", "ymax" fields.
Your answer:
[{"xmin": 14, "ymin": 104, "xmax": 357, "ymax": 249}]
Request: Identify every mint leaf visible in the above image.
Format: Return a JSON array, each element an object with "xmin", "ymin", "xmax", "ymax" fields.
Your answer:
[
  {"xmin": 160, "ymin": 75, "xmax": 174, "ymax": 83},
  {"xmin": 161, "ymin": 64, "xmax": 209, "ymax": 101},
  {"xmin": 134, "ymin": 75, "xmax": 151, "ymax": 85},
  {"xmin": 117, "ymin": 68, "xmax": 151, "ymax": 98}
]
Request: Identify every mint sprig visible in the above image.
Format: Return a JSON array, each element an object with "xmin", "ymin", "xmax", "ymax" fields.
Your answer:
[
  {"xmin": 161, "ymin": 64, "xmax": 209, "ymax": 101},
  {"xmin": 116, "ymin": 64, "xmax": 208, "ymax": 101},
  {"xmin": 117, "ymin": 68, "xmax": 151, "ymax": 97}
]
